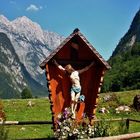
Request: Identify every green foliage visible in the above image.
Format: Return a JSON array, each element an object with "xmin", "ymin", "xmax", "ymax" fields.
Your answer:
[
  {"xmin": 0, "ymin": 100, "xmax": 6, "ymax": 120},
  {"xmin": 0, "ymin": 100, "xmax": 8, "ymax": 140},
  {"xmin": 102, "ymin": 42, "xmax": 140, "ymax": 92},
  {"xmin": 118, "ymin": 120, "xmax": 129, "ymax": 134},
  {"xmin": 93, "ymin": 119, "xmax": 111, "ymax": 137},
  {"xmin": 21, "ymin": 87, "xmax": 32, "ymax": 99},
  {"xmin": 0, "ymin": 124, "xmax": 8, "ymax": 140}
]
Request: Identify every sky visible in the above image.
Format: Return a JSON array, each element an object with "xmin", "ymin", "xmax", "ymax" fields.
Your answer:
[{"xmin": 0, "ymin": 0, "xmax": 140, "ymax": 60}]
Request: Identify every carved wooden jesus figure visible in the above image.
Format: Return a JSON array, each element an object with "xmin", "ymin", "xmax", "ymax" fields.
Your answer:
[{"xmin": 53, "ymin": 60, "xmax": 94, "ymax": 119}]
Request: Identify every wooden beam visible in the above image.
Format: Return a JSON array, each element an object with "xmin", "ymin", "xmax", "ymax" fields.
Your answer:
[
  {"xmin": 128, "ymin": 118, "xmax": 140, "ymax": 123},
  {"xmin": 89, "ymin": 132, "xmax": 140, "ymax": 140},
  {"xmin": 50, "ymin": 59, "xmax": 94, "ymax": 67},
  {"xmin": 0, "ymin": 121, "xmax": 52, "ymax": 125},
  {"xmin": 1, "ymin": 118, "xmax": 139, "ymax": 125}
]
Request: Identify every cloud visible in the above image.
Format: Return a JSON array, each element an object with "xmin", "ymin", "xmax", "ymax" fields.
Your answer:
[
  {"xmin": 10, "ymin": 1, "xmax": 16, "ymax": 4},
  {"xmin": 26, "ymin": 4, "xmax": 42, "ymax": 12}
]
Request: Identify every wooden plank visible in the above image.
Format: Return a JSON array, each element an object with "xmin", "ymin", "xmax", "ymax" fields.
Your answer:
[
  {"xmin": 92, "ymin": 118, "xmax": 127, "ymax": 122},
  {"xmin": 0, "ymin": 121, "xmax": 52, "ymax": 125},
  {"xmin": 128, "ymin": 118, "xmax": 140, "ymax": 123},
  {"xmin": 1, "ymin": 118, "xmax": 139, "ymax": 125},
  {"xmin": 90, "ymin": 132, "xmax": 140, "ymax": 140},
  {"xmin": 50, "ymin": 59, "xmax": 93, "ymax": 67}
]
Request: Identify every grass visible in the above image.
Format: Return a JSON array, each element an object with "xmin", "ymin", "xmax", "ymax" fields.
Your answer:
[
  {"xmin": 96, "ymin": 90, "xmax": 140, "ymax": 134},
  {"xmin": 2, "ymin": 90, "xmax": 140, "ymax": 139},
  {"xmin": 3, "ymin": 98, "xmax": 54, "ymax": 139},
  {"xmin": 5, "ymin": 125, "xmax": 53, "ymax": 139},
  {"xmin": 97, "ymin": 90, "xmax": 140, "ymax": 118},
  {"xmin": 4, "ymin": 98, "xmax": 52, "ymax": 121}
]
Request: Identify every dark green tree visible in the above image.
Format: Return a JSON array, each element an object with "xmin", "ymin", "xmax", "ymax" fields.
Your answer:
[{"xmin": 21, "ymin": 87, "xmax": 32, "ymax": 99}]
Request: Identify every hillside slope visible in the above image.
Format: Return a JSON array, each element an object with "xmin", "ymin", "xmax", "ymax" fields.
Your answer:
[
  {"xmin": 0, "ymin": 33, "xmax": 47, "ymax": 98},
  {"xmin": 102, "ymin": 10, "xmax": 140, "ymax": 92},
  {"xmin": 0, "ymin": 15, "xmax": 64, "ymax": 98}
]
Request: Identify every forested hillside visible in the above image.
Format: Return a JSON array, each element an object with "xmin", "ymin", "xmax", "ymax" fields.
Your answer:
[{"xmin": 102, "ymin": 10, "xmax": 140, "ymax": 92}]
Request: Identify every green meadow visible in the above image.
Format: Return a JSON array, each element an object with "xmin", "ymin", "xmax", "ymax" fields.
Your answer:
[{"xmin": 2, "ymin": 90, "xmax": 140, "ymax": 139}]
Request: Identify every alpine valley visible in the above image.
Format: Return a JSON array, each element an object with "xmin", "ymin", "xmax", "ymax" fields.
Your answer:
[{"xmin": 0, "ymin": 15, "xmax": 64, "ymax": 98}]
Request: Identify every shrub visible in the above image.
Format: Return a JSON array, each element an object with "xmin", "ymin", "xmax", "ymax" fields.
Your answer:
[
  {"xmin": 21, "ymin": 87, "xmax": 32, "ymax": 99},
  {"xmin": 0, "ymin": 100, "xmax": 8, "ymax": 140}
]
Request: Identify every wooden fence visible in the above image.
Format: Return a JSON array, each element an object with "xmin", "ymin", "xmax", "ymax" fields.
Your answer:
[
  {"xmin": 0, "ymin": 118, "xmax": 140, "ymax": 140},
  {"xmin": 0, "ymin": 120, "xmax": 52, "ymax": 125}
]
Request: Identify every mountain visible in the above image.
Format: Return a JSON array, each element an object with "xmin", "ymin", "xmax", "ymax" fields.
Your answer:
[
  {"xmin": 102, "ymin": 10, "xmax": 140, "ymax": 92},
  {"xmin": 0, "ymin": 15, "xmax": 64, "ymax": 98},
  {"xmin": 0, "ymin": 32, "xmax": 25, "ymax": 98}
]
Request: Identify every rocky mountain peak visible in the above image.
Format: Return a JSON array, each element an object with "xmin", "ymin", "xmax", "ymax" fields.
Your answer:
[
  {"xmin": 0, "ymin": 15, "xmax": 64, "ymax": 98},
  {"xmin": 0, "ymin": 15, "xmax": 12, "ymax": 32},
  {"xmin": 0, "ymin": 15, "xmax": 10, "ymax": 23},
  {"xmin": 13, "ymin": 16, "xmax": 32, "ymax": 22},
  {"xmin": 11, "ymin": 16, "xmax": 44, "ymax": 43}
]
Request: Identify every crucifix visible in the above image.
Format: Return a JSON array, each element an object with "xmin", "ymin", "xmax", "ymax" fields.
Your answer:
[{"xmin": 52, "ymin": 41, "xmax": 94, "ymax": 119}]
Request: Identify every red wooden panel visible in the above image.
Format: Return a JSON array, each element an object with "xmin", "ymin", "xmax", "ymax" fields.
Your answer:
[
  {"xmin": 47, "ymin": 63, "xmax": 103, "ymax": 124},
  {"xmin": 48, "ymin": 65, "xmax": 71, "ymax": 123}
]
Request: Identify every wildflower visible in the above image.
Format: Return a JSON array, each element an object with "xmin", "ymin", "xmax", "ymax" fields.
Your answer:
[
  {"xmin": 73, "ymin": 128, "xmax": 78, "ymax": 134},
  {"xmin": 55, "ymin": 107, "xmax": 100, "ymax": 139},
  {"xmin": 82, "ymin": 131, "xmax": 85, "ymax": 135},
  {"xmin": 64, "ymin": 126, "xmax": 70, "ymax": 131},
  {"xmin": 58, "ymin": 121, "xmax": 61, "ymax": 125},
  {"xmin": 20, "ymin": 127, "xmax": 25, "ymax": 131},
  {"xmin": 57, "ymin": 113, "xmax": 61, "ymax": 119}
]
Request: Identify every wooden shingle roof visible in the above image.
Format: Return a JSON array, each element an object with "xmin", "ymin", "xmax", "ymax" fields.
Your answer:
[{"xmin": 40, "ymin": 28, "xmax": 111, "ymax": 70}]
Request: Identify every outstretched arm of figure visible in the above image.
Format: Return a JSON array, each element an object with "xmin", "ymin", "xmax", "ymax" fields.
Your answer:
[
  {"xmin": 78, "ymin": 61, "xmax": 94, "ymax": 74},
  {"xmin": 52, "ymin": 59, "xmax": 65, "ymax": 71}
]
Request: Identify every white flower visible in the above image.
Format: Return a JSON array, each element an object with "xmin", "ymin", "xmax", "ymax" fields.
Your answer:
[
  {"xmin": 64, "ymin": 107, "xmax": 68, "ymax": 111},
  {"xmin": 73, "ymin": 128, "xmax": 79, "ymax": 134},
  {"xmin": 64, "ymin": 126, "xmax": 70, "ymax": 131},
  {"xmin": 82, "ymin": 131, "xmax": 85, "ymax": 134},
  {"xmin": 57, "ymin": 114, "xmax": 62, "ymax": 119},
  {"xmin": 20, "ymin": 127, "xmax": 25, "ymax": 131},
  {"xmin": 62, "ymin": 132, "xmax": 66, "ymax": 136},
  {"xmin": 62, "ymin": 136, "xmax": 67, "ymax": 139}
]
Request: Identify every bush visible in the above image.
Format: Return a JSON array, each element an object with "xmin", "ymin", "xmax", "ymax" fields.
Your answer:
[
  {"xmin": 0, "ymin": 100, "xmax": 8, "ymax": 140},
  {"xmin": 21, "ymin": 87, "xmax": 32, "ymax": 99}
]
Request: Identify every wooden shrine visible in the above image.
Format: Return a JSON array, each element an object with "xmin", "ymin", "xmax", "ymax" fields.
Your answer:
[{"xmin": 40, "ymin": 28, "xmax": 110, "ymax": 127}]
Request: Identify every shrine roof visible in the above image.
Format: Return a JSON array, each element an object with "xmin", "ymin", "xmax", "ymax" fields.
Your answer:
[{"xmin": 40, "ymin": 28, "xmax": 111, "ymax": 70}]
